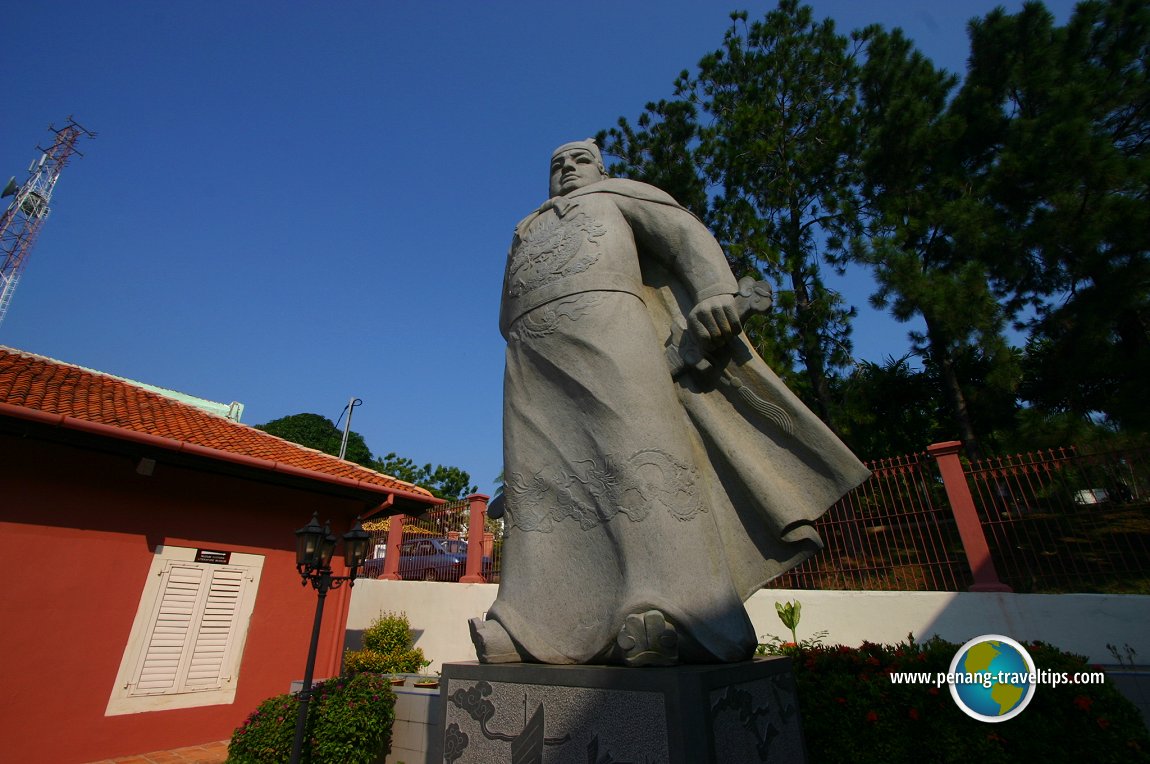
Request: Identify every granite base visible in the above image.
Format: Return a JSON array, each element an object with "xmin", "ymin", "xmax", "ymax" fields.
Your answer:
[{"xmin": 430, "ymin": 657, "xmax": 805, "ymax": 763}]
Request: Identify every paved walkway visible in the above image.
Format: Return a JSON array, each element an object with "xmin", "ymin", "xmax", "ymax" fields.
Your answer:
[{"xmin": 85, "ymin": 740, "xmax": 229, "ymax": 764}]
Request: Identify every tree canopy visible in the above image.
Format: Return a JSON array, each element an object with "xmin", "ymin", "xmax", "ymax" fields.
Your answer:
[
  {"xmin": 602, "ymin": 2, "xmax": 863, "ymax": 427},
  {"xmin": 598, "ymin": 0, "xmax": 1149, "ymax": 459},
  {"xmin": 373, "ymin": 452, "xmax": 478, "ymax": 503},
  {"xmin": 255, "ymin": 412, "xmax": 478, "ymax": 500},
  {"xmin": 256, "ymin": 412, "xmax": 373, "ymax": 467}
]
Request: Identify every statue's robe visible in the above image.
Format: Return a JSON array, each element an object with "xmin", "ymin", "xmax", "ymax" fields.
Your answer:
[{"xmin": 490, "ymin": 178, "xmax": 869, "ymax": 664}]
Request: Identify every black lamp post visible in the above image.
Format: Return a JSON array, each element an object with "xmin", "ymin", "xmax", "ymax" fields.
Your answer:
[{"xmin": 290, "ymin": 513, "xmax": 372, "ymax": 764}]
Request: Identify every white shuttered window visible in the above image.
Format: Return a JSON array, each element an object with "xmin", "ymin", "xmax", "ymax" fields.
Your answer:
[{"xmin": 106, "ymin": 547, "xmax": 263, "ymax": 715}]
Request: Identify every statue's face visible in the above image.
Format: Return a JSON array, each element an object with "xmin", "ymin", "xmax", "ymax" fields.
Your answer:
[{"xmin": 549, "ymin": 149, "xmax": 604, "ymax": 196}]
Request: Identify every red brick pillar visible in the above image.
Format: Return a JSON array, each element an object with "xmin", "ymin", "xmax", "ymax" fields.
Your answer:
[
  {"xmin": 928, "ymin": 441, "xmax": 1012, "ymax": 592},
  {"xmin": 460, "ymin": 494, "xmax": 490, "ymax": 584},
  {"xmin": 380, "ymin": 514, "xmax": 405, "ymax": 581}
]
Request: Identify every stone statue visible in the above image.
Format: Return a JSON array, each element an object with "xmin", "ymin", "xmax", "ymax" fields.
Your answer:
[{"xmin": 469, "ymin": 139, "xmax": 869, "ymax": 667}]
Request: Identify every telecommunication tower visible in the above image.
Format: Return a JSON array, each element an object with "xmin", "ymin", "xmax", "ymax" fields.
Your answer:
[{"xmin": 0, "ymin": 117, "xmax": 95, "ymax": 328}]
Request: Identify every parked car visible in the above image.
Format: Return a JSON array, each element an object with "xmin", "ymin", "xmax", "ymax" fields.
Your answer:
[
  {"xmin": 361, "ymin": 554, "xmax": 387, "ymax": 578},
  {"xmin": 359, "ymin": 537, "xmax": 494, "ymax": 581},
  {"xmin": 397, "ymin": 537, "xmax": 493, "ymax": 582}
]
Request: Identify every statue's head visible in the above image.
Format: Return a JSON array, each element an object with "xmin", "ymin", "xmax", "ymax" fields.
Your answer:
[{"xmin": 549, "ymin": 139, "xmax": 607, "ymax": 197}]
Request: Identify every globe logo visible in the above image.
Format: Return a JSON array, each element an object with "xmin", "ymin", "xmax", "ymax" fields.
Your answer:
[{"xmin": 949, "ymin": 635, "xmax": 1036, "ymax": 722}]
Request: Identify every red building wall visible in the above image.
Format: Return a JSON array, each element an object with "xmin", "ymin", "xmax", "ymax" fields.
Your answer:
[{"xmin": 0, "ymin": 433, "xmax": 370, "ymax": 763}]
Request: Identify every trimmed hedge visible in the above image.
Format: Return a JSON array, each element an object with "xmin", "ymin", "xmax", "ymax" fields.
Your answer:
[{"xmin": 343, "ymin": 610, "xmax": 428, "ymax": 676}]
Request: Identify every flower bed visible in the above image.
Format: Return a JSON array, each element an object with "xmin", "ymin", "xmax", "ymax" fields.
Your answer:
[{"xmin": 771, "ymin": 636, "xmax": 1150, "ymax": 763}]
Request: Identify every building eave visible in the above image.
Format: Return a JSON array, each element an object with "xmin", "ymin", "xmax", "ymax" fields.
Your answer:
[{"xmin": 0, "ymin": 401, "xmax": 442, "ymax": 514}]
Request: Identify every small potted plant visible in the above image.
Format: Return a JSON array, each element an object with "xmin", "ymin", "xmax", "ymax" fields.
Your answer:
[
  {"xmin": 413, "ymin": 672, "xmax": 440, "ymax": 689},
  {"xmin": 342, "ymin": 611, "xmax": 430, "ymax": 689}
]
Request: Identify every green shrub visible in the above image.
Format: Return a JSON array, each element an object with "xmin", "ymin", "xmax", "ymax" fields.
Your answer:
[
  {"xmin": 228, "ymin": 673, "xmax": 396, "ymax": 763},
  {"xmin": 308, "ymin": 674, "xmax": 396, "ymax": 763},
  {"xmin": 343, "ymin": 646, "xmax": 427, "ymax": 675},
  {"xmin": 361, "ymin": 610, "xmax": 418, "ymax": 653},
  {"xmin": 782, "ymin": 636, "xmax": 1150, "ymax": 763},
  {"xmin": 227, "ymin": 691, "xmax": 296, "ymax": 763},
  {"xmin": 344, "ymin": 611, "xmax": 429, "ymax": 676}
]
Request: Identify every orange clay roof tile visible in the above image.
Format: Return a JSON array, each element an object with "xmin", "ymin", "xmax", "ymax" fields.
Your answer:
[{"xmin": 0, "ymin": 346, "xmax": 433, "ymax": 498}]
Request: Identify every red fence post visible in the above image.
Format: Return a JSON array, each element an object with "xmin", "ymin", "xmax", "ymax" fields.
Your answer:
[
  {"xmin": 379, "ymin": 514, "xmax": 406, "ymax": 581},
  {"xmin": 461, "ymin": 494, "xmax": 490, "ymax": 584},
  {"xmin": 927, "ymin": 441, "xmax": 1012, "ymax": 592}
]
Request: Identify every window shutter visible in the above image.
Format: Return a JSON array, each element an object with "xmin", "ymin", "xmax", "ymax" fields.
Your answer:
[
  {"xmin": 184, "ymin": 567, "xmax": 244, "ymax": 689},
  {"xmin": 129, "ymin": 562, "xmax": 248, "ymax": 696}
]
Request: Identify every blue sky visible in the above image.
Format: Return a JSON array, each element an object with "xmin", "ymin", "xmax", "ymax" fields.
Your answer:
[{"xmin": 2, "ymin": 1, "xmax": 1078, "ymax": 495}]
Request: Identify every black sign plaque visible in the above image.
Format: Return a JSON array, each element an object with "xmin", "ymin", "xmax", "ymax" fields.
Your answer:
[{"xmin": 195, "ymin": 549, "xmax": 232, "ymax": 565}]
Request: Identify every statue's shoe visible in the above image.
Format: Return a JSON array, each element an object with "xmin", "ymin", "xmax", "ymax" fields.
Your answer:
[
  {"xmin": 617, "ymin": 610, "xmax": 679, "ymax": 666},
  {"xmin": 469, "ymin": 617, "xmax": 526, "ymax": 664}
]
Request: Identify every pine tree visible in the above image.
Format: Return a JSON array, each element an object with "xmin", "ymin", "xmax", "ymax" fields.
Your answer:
[
  {"xmin": 966, "ymin": 0, "xmax": 1150, "ymax": 432},
  {"xmin": 601, "ymin": 2, "xmax": 865, "ymax": 430},
  {"xmin": 853, "ymin": 25, "xmax": 1017, "ymax": 458}
]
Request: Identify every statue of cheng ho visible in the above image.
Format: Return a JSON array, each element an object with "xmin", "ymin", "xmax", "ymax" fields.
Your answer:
[{"xmin": 469, "ymin": 139, "xmax": 869, "ymax": 667}]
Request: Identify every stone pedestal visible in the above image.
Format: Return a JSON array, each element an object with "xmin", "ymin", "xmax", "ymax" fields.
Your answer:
[{"xmin": 430, "ymin": 658, "xmax": 805, "ymax": 763}]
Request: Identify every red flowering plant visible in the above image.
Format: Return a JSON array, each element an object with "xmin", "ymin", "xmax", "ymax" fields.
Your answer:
[
  {"xmin": 227, "ymin": 672, "xmax": 397, "ymax": 763},
  {"xmin": 228, "ymin": 692, "xmax": 297, "ymax": 763},
  {"xmin": 778, "ymin": 635, "xmax": 1150, "ymax": 763},
  {"xmin": 1004, "ymin": 640, "xmax": 1150, "ymax": 764}
]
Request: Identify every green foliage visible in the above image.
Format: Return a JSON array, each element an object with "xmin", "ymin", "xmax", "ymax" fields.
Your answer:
[
  {"xmin": 227, "ymin": 673, "xmax": 396, "ymax": 764},
  {"xmin": 599, "ymin": 0, "xmax": 1150, "ymax": 450},
  {"xmin": 361, "ymin": 611, "xmax": 422, "ymax": 656},
  {"xmin": 691, "ymin": 3, "xmax": 865, "ymax": 428},
  {"xmin": 783, "ymin": 636, "xmax": 1150, "ymax": 763},
  {"xmin": 849, "ymin": 0, "xmax": 1150, "ymax": 447},
  {"xmin": 255, "ymin": 412, "xmax": 374, "ymax": 467},
  {"xmin": 757, "ymin": 598, "xmax": 828, "ymax": 653},
  {"xmin": 965, "ymin": 0, "xmax": 1150, "ymax": 434},
  {"xmin": 373, "ymin": 452, "xmax": 477, "ymax": 500},
  {"xmin": 776, "ymin": 599, "xmax": 801, "ymax": 641},
  {"xmin": 595, "ymin": 98, "xmax": 709, "ymax": 218},
  {"xmin": 227, "ymin": 691, "xmax": 296, "ymax": 763},
  {"xmin": 601, "ymin": 1, "xmax": 864, "ymax": 427},
  {"xmin": 833, "ymin": 355, "xmax": 945, "ymax": 459},
  {"xmin": 1002, "ymin": 409, "xmax": 1132, "ymax": 454},
  {"xmin": 307, "ymin": 674, "xmax": 397, "ymax": 763},
  {"xmin": 255, "ymin": 413, "xmax": 477, "ymax": 499},
  {"xmin": 854, "ymin": 20, "xmax": 1016, "ymax": 458},
  {"xmin": 342, "ymin": 646, "xmax": 428, "ymax": 676},
  {"xmin": 343, "ymin": 611, "xmax": 429, "ymax": 676}
]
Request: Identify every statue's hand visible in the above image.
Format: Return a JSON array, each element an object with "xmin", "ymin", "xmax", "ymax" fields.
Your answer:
[{"xmin": 688, "ymin": 294, "xmax": 741, "ymax": 348}]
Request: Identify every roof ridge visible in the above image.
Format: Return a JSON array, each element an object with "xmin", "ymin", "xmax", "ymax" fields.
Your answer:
[
  {"xmin": 0, "ymin": 345, "xmax": 244, "ymax": 421},
  {"xmin": 241, "ymin": 420, "xmax": 427, "ymax": 490},
  {"xmin": 0, "ymin": 345, "xmax": 433, "ymax": 498}
]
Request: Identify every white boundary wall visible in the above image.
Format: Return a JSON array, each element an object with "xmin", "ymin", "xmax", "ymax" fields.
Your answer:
[{"xmin": 347, "ymin": 580, "xmax": 1150, "ymax": 672}]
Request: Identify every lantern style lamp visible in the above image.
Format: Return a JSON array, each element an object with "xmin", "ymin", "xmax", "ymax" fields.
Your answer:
[
  {"xmin": 294, "ymin": 513, "xmax": 326, "ymax": 572},
  {"xmin": 290, "ymin": 514, "xmax": 372, "ymax": 764},
  {"xmin": 342, "ymin": 519, "xmax": 372, "ymax": 578}
]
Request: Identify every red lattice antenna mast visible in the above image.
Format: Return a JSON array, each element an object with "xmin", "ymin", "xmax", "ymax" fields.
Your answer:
[{"xmin": 0, "ymin": 117, "xmax": 95, "ymax": 328}]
